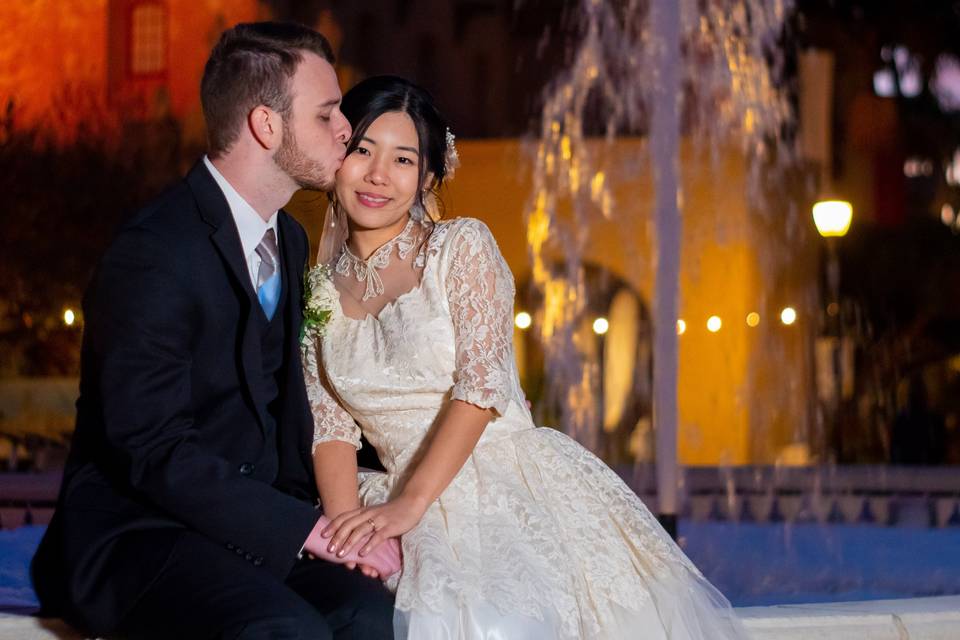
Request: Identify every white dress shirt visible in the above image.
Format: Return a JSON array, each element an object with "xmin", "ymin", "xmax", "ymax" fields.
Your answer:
[{"xmin": 203, "ymin": 156, "xmax": 279, "ymax": 290}]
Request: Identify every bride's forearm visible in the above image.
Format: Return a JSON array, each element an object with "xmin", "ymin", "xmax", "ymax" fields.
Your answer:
[
  {"xmin": 400, "ymin": 400, "xmax": 492, "ymax": 508},
  {"xmin": 313, "ymin": 441, "xmax": 362, "ymax": 518}
]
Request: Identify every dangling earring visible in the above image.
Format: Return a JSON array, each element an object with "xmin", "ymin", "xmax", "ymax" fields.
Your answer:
[
  {"xmin": 325, "ymin": 199, "xmax": 338, "ymax": 227},
  {"xmin": 409, "ymin": 200, "xmax": 426, "ymax": 222}
]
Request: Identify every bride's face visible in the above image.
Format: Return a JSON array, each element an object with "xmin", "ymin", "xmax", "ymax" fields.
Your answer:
[{"xmin": 335, "ymin": 111, "xmax": 422, "ymax": 233}]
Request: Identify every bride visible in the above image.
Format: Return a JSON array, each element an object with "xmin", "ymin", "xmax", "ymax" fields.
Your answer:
[{"xmin": 302, "ymin": 75, "xmax": 748, "ymax": 639}]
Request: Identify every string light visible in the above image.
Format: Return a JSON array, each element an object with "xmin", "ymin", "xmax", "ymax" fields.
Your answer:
[{"xmin": 592, "ymin": 317, "xmax": 609, "ymax": 335}]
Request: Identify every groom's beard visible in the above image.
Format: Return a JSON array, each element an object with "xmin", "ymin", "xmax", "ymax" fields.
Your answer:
[{"xmin": 275, "ymin": 123, "xmax": 334, "ymax": 191}]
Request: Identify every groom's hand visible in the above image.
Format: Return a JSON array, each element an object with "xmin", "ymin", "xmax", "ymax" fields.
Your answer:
[
  {"xmin": 345, "ymin": 560, "xmax": 380, "ymax": 579},
  {"xmin": 350, "ymin": 537, "xmax": 402, "ymax": 579}
]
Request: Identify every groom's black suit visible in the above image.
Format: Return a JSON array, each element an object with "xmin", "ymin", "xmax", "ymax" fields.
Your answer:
[{"xmin": 32, "ymin": 162, "xmax": 392, "ymax": 639}]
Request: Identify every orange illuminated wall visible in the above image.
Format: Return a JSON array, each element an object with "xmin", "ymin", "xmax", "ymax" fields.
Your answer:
[
  {"xmin": 0, "ymin": 0, "xmax": 109, "ymax": 144},
  {"xmin": 0, "ymin": 0, "xmax": 262, "ymax": 145}
]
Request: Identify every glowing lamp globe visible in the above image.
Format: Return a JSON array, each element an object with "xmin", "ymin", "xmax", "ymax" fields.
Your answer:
[{"xmin": 812, "ymin": 200, "xmax": 853, "ymax": 238}]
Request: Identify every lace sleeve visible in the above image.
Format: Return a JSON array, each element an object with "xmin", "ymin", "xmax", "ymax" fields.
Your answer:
[
  {"xmin": 443, "ymin": 219, "xmax": 516, "ymax": 416},
  {"xmin": 302, "ymin": 339, "xmax": 362, "ymax": 451}
]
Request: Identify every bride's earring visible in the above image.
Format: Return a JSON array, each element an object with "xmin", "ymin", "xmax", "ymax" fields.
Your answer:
[{"xmin": 410, "ymin": 200, "xmax": 425, "ymax": 222}]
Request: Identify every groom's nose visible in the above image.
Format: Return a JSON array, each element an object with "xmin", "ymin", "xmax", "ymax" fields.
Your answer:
[{"xmin": 333, "ymin": 109, "xmax": 351, "ymax": 144}]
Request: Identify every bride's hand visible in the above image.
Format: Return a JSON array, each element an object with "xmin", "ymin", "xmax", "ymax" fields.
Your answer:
[{"xmin": 322, "ymin": 494, "xmax": 429, "ymax": 559}]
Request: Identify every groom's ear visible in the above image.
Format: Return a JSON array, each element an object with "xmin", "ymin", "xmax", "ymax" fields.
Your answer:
[{"xmin": 248, "ymin": 105, "xmax": 282, "ymax": 151}]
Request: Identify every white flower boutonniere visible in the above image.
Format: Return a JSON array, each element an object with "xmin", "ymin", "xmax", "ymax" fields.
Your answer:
[{"xmin": 300, "ymin": 264, "xmax": 337, "ymax": 348}]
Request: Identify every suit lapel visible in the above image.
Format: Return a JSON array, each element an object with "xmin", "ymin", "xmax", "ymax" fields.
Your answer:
[{"xmin": 187, "ymin": 161, "xmax": 271, "ymax": 435}]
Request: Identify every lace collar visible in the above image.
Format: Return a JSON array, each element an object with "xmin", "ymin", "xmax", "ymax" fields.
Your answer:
[{"xmin": 336, "ymin": 217, "xmax": 426, "ymax": 301}]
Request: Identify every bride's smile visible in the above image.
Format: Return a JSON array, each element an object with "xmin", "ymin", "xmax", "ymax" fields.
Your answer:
[{"xmin": 355, "ymin": 191, "xmax": 391, "ymax": 208}]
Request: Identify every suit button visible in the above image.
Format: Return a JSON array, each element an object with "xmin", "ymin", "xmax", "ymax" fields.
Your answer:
[
  {"xmin": 253, "ymin": 557, "xmax": 264, "ymax": 567},
  {"xmin": 226, "ymin": 542, "xmax": 235, "ymax": 550},
  {"xmin": 239, "ymin": 462, "xmax": 255, "ymax": 476},
  {"xmin": 235, "ymin": 547, "xmax": 244, "ymax": 556},
  {"xmin": 245, "ymin": 552, "xmax": 254, "ymax": 561}
]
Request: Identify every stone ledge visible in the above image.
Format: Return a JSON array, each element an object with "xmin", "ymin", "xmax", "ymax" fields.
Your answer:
[
  {"xmin": 0, "ymin": 614, "xmax": 83, "ymax": 640},
  {"xmin": 740, "ymin": 595, "xmax": 960, "ymax": 640},
  {"xmin": 3, "ymin": 595, "xmax": 960, "ymax": 639}
]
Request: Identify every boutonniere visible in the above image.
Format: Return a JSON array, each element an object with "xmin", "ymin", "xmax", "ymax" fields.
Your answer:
[{"xmin": 300, "ymin": 264, "xmax": 337, "ymax": 347}]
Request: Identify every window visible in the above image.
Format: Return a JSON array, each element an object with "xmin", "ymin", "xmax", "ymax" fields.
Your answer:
[{"xmin": 130, "ymin": 3, "xmax": 166, "ymax": 76}]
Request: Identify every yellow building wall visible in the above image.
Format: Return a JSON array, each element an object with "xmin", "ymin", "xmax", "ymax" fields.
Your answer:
[{"xmin": 290, "ymin": 138, "xmax": 816, "ymax": 465}]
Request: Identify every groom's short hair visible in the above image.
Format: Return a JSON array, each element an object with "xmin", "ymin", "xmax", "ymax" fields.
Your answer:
[{"xmin": 201, "ymin": 22, "xmax": 335, "ymax": 158}]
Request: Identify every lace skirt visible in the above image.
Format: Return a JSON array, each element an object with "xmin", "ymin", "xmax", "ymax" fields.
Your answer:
[{"xmin": 358, "ymin": 427, "xmax": 748, "ymax": 640}]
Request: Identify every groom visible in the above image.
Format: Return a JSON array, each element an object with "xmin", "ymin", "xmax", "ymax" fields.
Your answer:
[{"xmin": 31, "ymin": 22, "xmax": 395, "ymax": 639}]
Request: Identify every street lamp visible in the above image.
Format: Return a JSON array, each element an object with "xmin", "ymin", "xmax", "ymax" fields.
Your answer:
[
  {"xmin": 812, "ymin": 200, "xmax": 852, "ymax": 237},
  {"xmin": 813, "ymin": 199, "xmax": 852, "ymax": 461}
]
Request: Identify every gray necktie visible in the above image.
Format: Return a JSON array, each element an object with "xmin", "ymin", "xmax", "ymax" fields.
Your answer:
[
  {"xmin": 255, "ymin": 228, "xmax": 279, "ymax": 288},
  {"xmin": 255, "ymin": 228, "xmax": 281, "ymax": 319}
]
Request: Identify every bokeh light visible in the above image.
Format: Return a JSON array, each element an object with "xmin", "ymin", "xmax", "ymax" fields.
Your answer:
[
  {"xmin": 592, "ymin": 317, "xmax": 609, "ymax": 335},
  {"xmin": 707, "ymin": 316, "xmax": 722, "ymax": 333}
]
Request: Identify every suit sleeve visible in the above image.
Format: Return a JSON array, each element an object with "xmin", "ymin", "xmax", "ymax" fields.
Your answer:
[{"xmin": 88, "ymin": 227, "xmax": 318, "ymax": 579}]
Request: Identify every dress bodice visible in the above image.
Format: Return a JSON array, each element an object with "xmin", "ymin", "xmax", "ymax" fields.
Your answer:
[{"xmin": 304, "ymin": 218, "xmax": 533, "ymax": 476}]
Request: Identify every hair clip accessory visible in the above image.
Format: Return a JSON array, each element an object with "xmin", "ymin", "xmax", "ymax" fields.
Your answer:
[{"xmin": 444, "ymin": 127, "xmax": 460, "ymax": 180}]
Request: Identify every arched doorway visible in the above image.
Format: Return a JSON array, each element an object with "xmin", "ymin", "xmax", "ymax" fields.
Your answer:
[{"xmin": 515, "ymin": 263, "xmax": 653, "ymax": 464}]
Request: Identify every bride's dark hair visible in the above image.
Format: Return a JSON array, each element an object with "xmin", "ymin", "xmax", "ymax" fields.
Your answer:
[{"xmin": 318, "ymin": 75, "xmax": 451, "ymax": 263}]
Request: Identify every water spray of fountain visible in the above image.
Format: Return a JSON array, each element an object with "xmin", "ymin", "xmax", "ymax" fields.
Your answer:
[{"xmin": 525, "ymin": 0, "xmax": 795, "ymax": 533}]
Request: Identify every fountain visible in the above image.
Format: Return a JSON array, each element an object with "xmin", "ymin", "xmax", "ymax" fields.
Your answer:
[{"xmin": 525, "ymin": 0, "xmax": 795, "ymax": 530}]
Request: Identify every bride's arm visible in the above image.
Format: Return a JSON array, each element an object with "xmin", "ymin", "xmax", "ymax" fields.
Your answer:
[
  {"xmin": 398, "ymin": 400, "xmax": 492, "ymax": 510},
  {"xmin": 312, "ymin": 441, "xmax": 361, "ymax": 518},
  {"xmin": 301, "ymin": 336, "xmax": 376, "ymax": 572},
  {"xmin": 324, "ymin": 219, "xmax": 515, "ymax": 559},
  {"xmin": 302, "ymin": 336, "xmax": 364, "ymax": 514},
  {"xmin": 303, "ymin": 343, "xmax": 403, "ymax": 577}
]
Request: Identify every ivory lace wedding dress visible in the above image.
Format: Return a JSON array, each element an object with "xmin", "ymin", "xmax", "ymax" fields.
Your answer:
[{"xmin": 303, "ymin": 216, "xmax": 748, "ymax": 639}]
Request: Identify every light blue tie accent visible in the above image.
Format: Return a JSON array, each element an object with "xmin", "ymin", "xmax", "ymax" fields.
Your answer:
[
  {"xmin": 257, "ymin": 272, "xmax": 281, "ymax": 320},
  {"xmin": 255, "ymin": 228, "xmax": 281, "ymax": 320}
]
